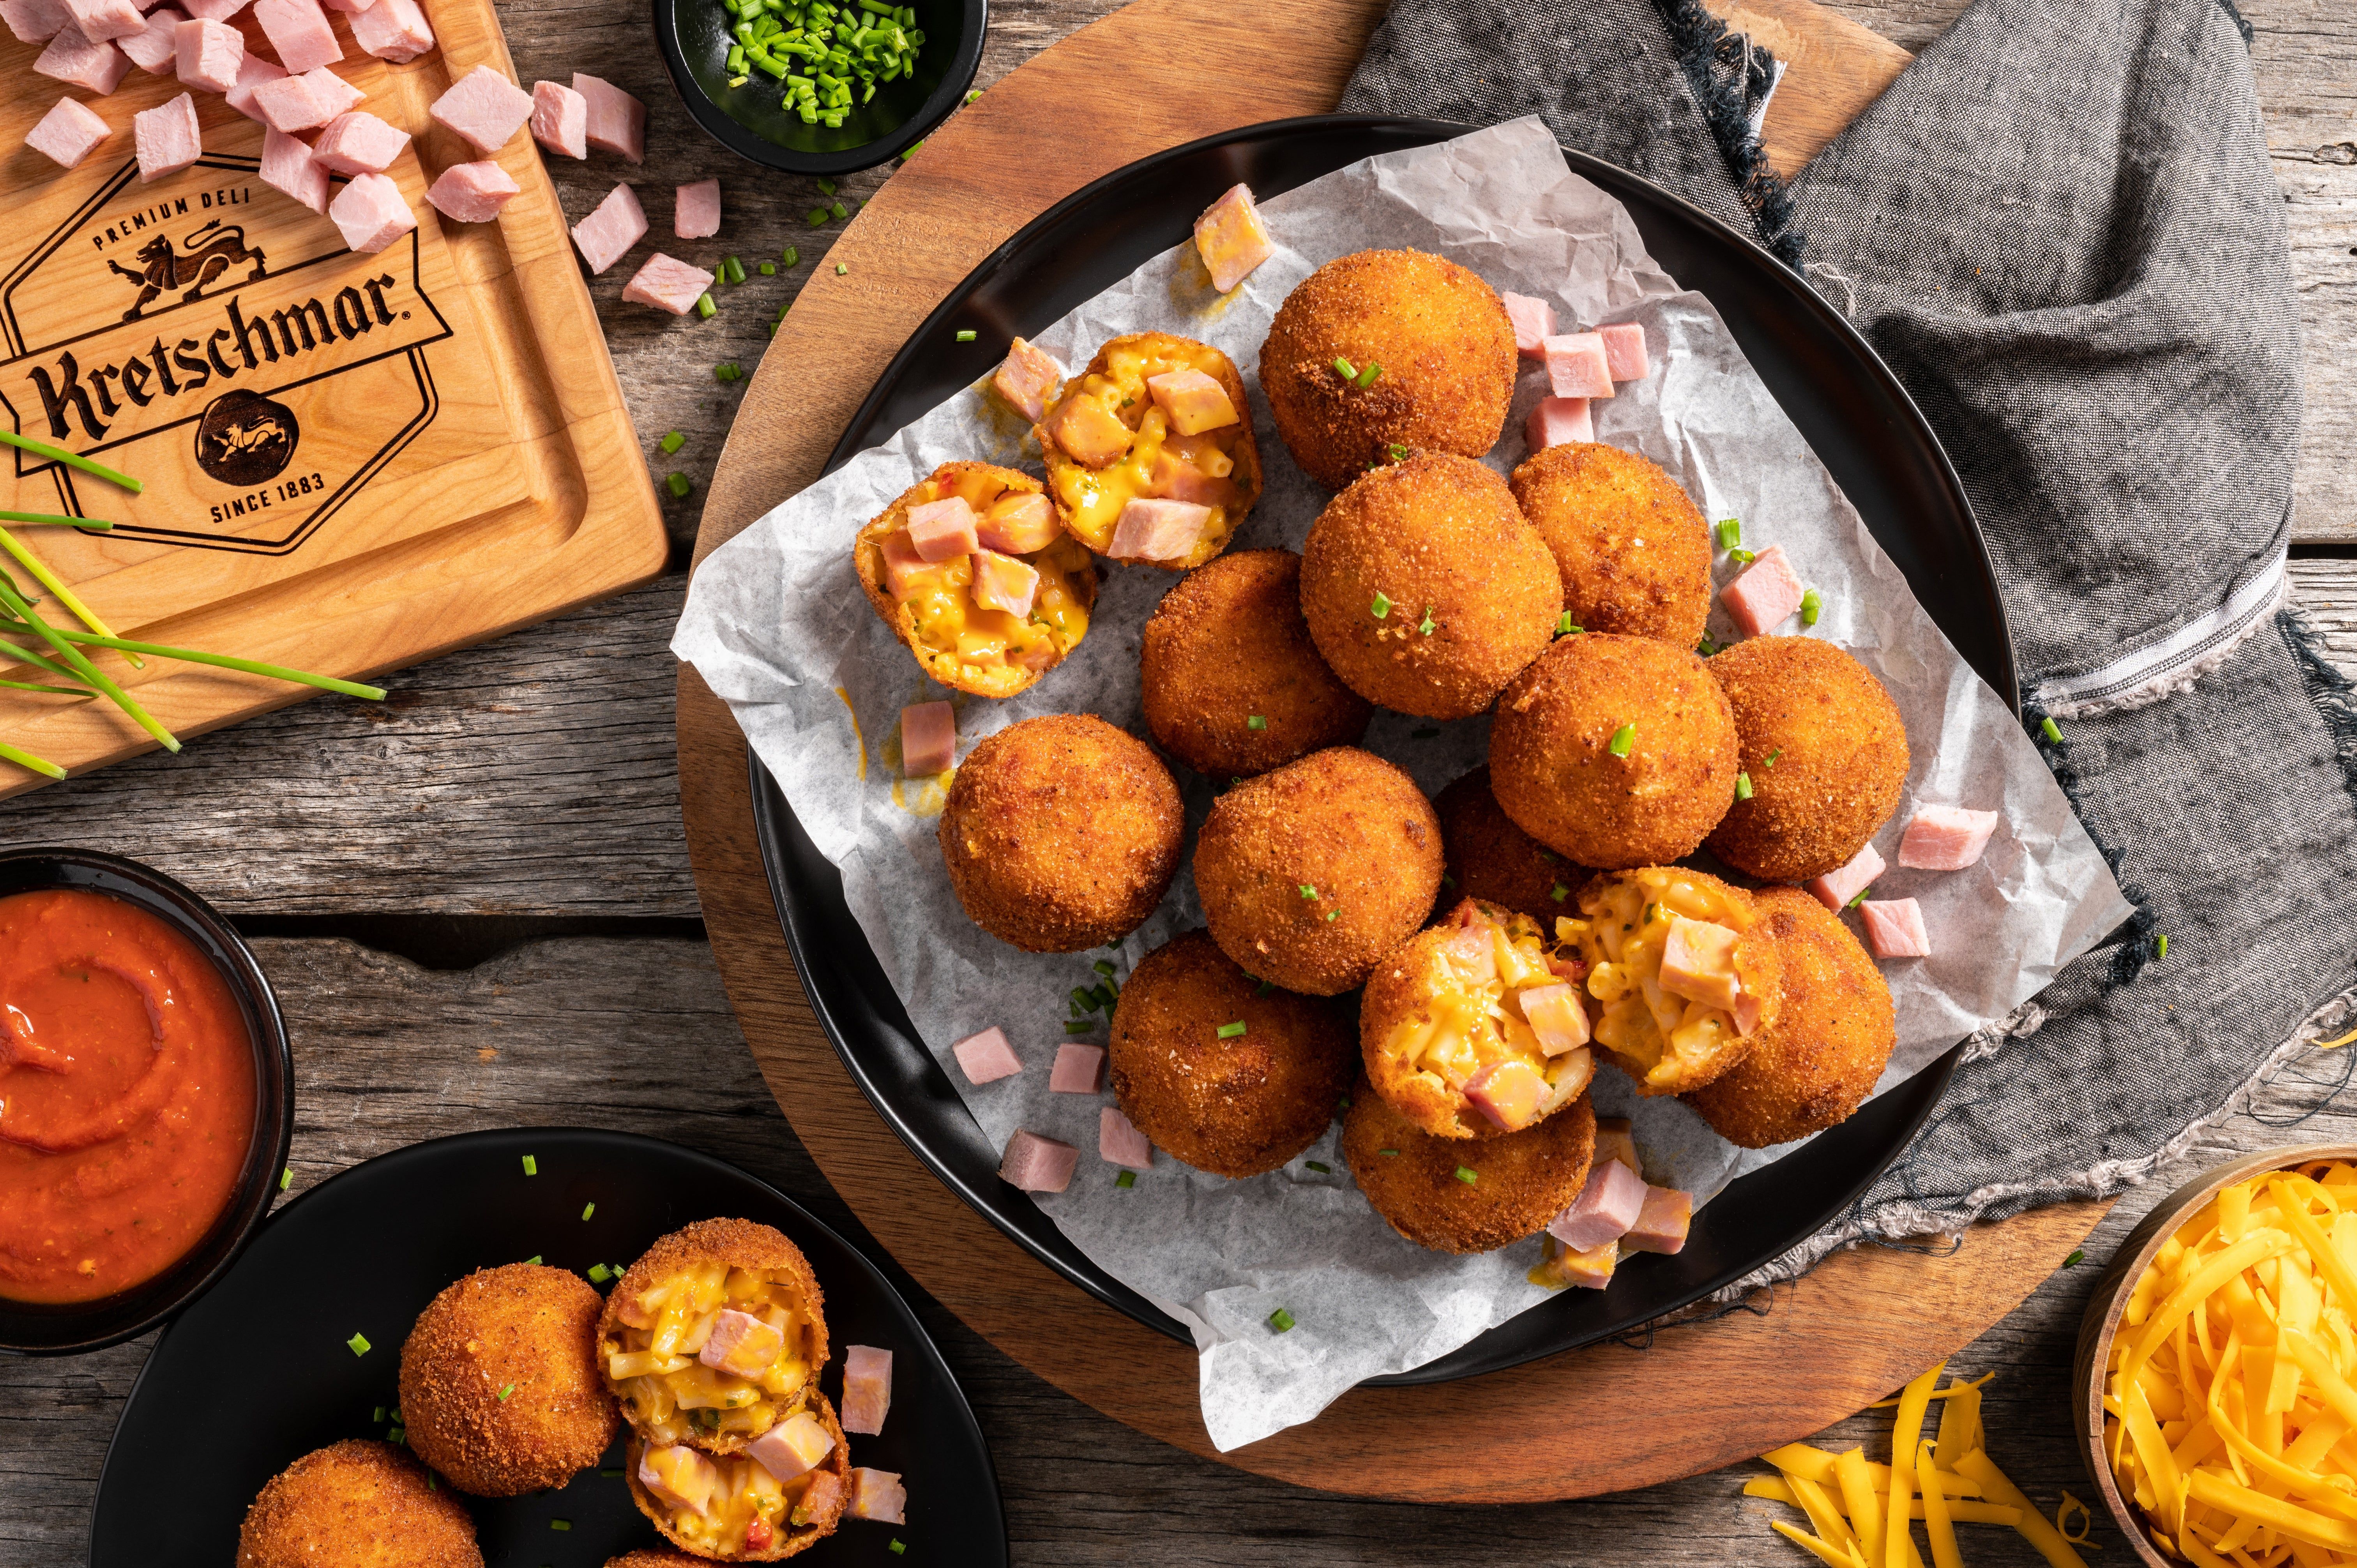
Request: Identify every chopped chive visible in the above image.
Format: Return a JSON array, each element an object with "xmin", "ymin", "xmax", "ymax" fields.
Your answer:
[
  {"xmin": 1608, "ymin": 723, "xmax": 1635, "ymax": 757},
  {"xmin": 1355, "ymin": 362, "xmax": 1383, "ymax": 388},
  {"xmin": 1411, "ymin": 726, "xmax": 1438, "ymax": 739},
  {"xmin": 1071, "ymin": 986, "xmax": 1097, "ymax": 1011},
  {"xmin": 524, "ymin": 1255, "xmax": 543, "ymax": 1266},
  {"xmin": 2063, "ymin": 1248, "xmax": 2086, "ymax": 1267},
  {"xmin": 522, "ymin": 1155, "xmax": 538, "ymax": 1176},
  {"xmin": 1387, "ymin": 443, "xmax": 1410, "ymax": 462},
  {"xmin": 498, "ymin": 1384, "xmax": 515, "ymax": 1402},
  {"xmin": 1846, "ymin": 887, "xmax": 1871, "ymax": 910},
  {"xmin": 1735, "ymin": 772, "xmax": 1753, "ymax": 801},
  {"xmin": 0, "ymin": 511, "xmax": 109, "ymax": 529},
  {"xmin": 1370, "ymin": 591, "xmax": 1391, "ymax": 619},
  {"xmin": 1763, "ymin": 748, "xmax": 1783, "ymax": 768},
  {"xmin": 1114, "ymin": 1170, "xmax": 1136, "ymax": 1188},
  {"xmin": 696, "ymin": 293, "xmax": 716, "ymax": 318},
  {"xmin": 2155, "ymin": 933, "xmax": 2169, "ymax": 960},
  {"xmin": 1417, "ymin": 606, "xmax": 1435, "ymax": 636},
  {"xmin": 1216, "ymin": 1021, "xmax": 1247, "ymax": 1039},
  {"xmin": 1799, "ymin": 589, "xmax": 1823, "ymax": 627},
  {"xmin": 1299, "ymin": 885, "xmax": 1317, "ymax": 899},
  {"xmin": 666, "ymin": 473, "xmax": 691, "ymax": 499},
  {"xmin": 550, "ymin": 1519, "xmax": 571, "ymax": 1532},
  {"xmin": 965, "ymin": 88, "xmax": 980, "ymax": 102},
  {"xmin": 2040, "ymin": 716, "xmax": 2063, "ymax": 743},
  {"xmin": 889, "ymin": 1542, "xmax": 906, "ymax": 1556},
  {"xmin": 955, "ymin": 329, "xmax": 976, "ymax": 342},
  {"xmin": 836, "ymin": 262, "xmax": 848, "ymax": 275},
  {"xmin": 1090, "ymin": 984, "xmax": 1115, "ymax": 1009},
  {"xmin": 816, "ymin": 177, "xmax": 837, "ymax": 195},
  {"xmin": 1332, "ymin": 355, "xmax": 1357, "ymax": 380},
  {"xmin": 1715, "ymin": 518, "xmax": 1740, "ymax": 549},
  {"xmin": 1064, "ymin": 1019, "xmax": 1094, "ymax": 1034},
  {"xmin": 1379, "ymin": 1148, "xmax": 1399, "ymax": 1157},
  {"xmin": 279, "ymin": 1166, "xmax": 293, "ymax": 1190},
  {"xmin": 1698, "ymin": 635, "xmax": 1720, "ymax": 655},
  {"xmin": 373, "ymin": 1406, "xmax": 385, "ymax": 1422},
  {"xmin": 1551, "ymin": 883, "xmax": 1569, "ymax": 902},
  {"xmin": 1454, "ymin": 1166, "xmax": 1478, "ymax": 1185},
  {"xmin": 807, "ymin": 207, "xmax": 830, "ymax": 225},
  {"xmin": 1556, "ymin": 613, "xmax": 1581, "ymax": 636},
  {"xmin": 830, "ymin": 201, "xmax": 848, "ymax": 219},
  {"xmin": 783, "ymin": 245, "xmax": 800, "ymax": 267},
  {"xmin": 601, "ymin": 1467, "xmax": 623, "ymax": 1478},
  {"xmin": 1440, "ymin": 874, "xmax": 1456, "ymax": 888},
  {"xmin": 387, "ymin": 1427, "xmax": 403, "ymax": 1443},
  {"xmin": 588, "ymin": 1264, "xmax": 611, "ymax": 1284},
  {"xmin": 1268, "ymin": 1308, "xmax": 1296, "ymax": 1332},
  {"xmin": 901, "ymin": 139, "xmax": 924, "ymax": 159},
  {"xmin": 1246, "ymin": 714, "xmax": 1267, "ymax": 731},
  {"xmin": 0, "ymin": 429, "xmax": 143, "ymax": 493},
  {"xmin": 1729, "ymin": 547, "xmax": 1756, "ymax": 564},
  {"xmin": 1094, "ymin": 959, "xmax": 1115, "ymax": 977},
  {"xmin": 1305, "ymin": 1160, "xmax": 1330, "ymax": 1174},
  {"xmin": 723, "ymin": 255, "xmax": 745, "ymax": 284},
  {"xmin": 660, "ymin": 430, "xmax": 685, "ymax": 454},
  {"xmin": 346, "ymin": 1332, "xmax": 371, "ymax": 1356},
  {"xmin": 759, "ymin": 261, "xmax": 776, "ymax": 275},
  {"xmin": 581, "ymin": 1202, "xmax": 596, "ymax": 1221}
]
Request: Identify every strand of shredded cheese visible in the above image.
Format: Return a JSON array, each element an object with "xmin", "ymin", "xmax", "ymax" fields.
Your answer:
[{"xmin": 1888, "ymin": 1363, "xmax": 1945, "ymax": 1568}]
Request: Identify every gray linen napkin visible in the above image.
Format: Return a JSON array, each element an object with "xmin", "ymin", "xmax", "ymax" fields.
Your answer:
[{"xmin": 1344, "ymin": 0, "xmax": 2346, "ymax": 1282}]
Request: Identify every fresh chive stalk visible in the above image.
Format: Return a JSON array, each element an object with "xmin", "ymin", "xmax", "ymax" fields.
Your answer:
[{"xmin": 0, "ymin": 429, "xmax": 143, "ymax": 493}]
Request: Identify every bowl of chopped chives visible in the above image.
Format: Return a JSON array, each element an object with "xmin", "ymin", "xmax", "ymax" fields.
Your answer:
[{"xmin": 654, "ymin": 0, "xmax": 986, "ymax": 173}]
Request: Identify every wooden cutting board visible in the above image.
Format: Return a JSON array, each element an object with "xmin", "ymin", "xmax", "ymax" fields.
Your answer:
[
  {"xmin": 676, "ymin": 0, "xmax": 2108, "ymax": 1499},
  {"xmin": 0, "ymin": 0, "xmax": 666, "ymax": 791}
]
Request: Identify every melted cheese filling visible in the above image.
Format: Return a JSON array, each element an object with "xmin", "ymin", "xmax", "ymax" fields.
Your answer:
[
  {"xmin": 609, "ymin": 1261, "xmax": 819, "ymax": 1447},
  {"xmin": 1560, "ymin": 870, "xmax": 1754, "ymax": 1089},
  {"xmin": 653, "ymin": 1451, "xmax": 821, "ymax": 1559},
  {"xmin": 887, "ymin": 469, "xmax": 1092, "ymax": 679},
  {"xmin": 1377, "ymin": 908, "xmax": 1590, "ymax": 1125},
  {"xmin": 1044, "ymin": 340, "xmax": 1251, "ymax": 553}
]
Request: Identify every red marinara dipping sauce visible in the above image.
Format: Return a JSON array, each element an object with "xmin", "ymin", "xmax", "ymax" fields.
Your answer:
[{"xmin": 0, "ymin": 887, "xmax": 257, "ymax": 1305}]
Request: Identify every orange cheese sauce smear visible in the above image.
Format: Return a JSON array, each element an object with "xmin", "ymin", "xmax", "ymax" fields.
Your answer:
[{"xmin": 0, "ymin": 888, "xmax": 256, "ymax": 1304}]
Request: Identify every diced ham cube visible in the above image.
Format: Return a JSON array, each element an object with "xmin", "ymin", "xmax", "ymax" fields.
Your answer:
[
  {"xmin": 1547, "ymin": 1157, "xmax": 1647, "ymax": 1251},
  {"xmin": 249, "ymin": 72, "xmax": 332, "ymax": 132},
  {"xmin": 1622, "ymin": 1185, "xmax": 1692, "ymax": 1254},
  {"xmin": 976, "ymin": 491, "xmax": 1059, "ymax": 555},
  {"xmin": 949, "ymin": 1026, "xmax": 1021, "ymax": 1084},
  {"xmin": 347, "ymin": 0, "xmax": 428, "ymax": 58},
  {"xmin": 1517, "ymin": 982, "xmax": 1590, "ymax": 1056},
  {"xmin": 840, "ymin": 1344, "xmax": 891, "ymax": 1437},
  {"xmin": 132, "ymin": 91, "xmax": 200, "ymax": 180},
  {"xmin": 1099, "ymin": 1106, "xmax": 1152, "ymax": 1171},
  {"xmin": 998, "ymin": 1129, "xmax": 1077, "ymax": 1194},
  {"xmin": 968, "ymin": 548, "xmax": 1039, "ymax": 618},
  {"xmin": 877, "ymin": 532, "xmax": 932, "ymax": 600},
  {"xmin": 1, "ymin": 0, "xmax": 70, "ymax": 43},
  {"xmin": 326, "ymin": 170, "xmax": 416, "ymax": 254},
  {"xmin": 698, "ymin": 1307, "xmax": 785, "ymax": 1377},
  {"xmin": 1145, "ymin": 368, "xmax": 1237, "ymax": 435},
  {"xmin": 171, "ymin": 14, "xmax": 235, "ymax": 87},
  {"xmin": 25, "ymin": 97, "xmax": 110, "ymax": 168},
  {"xmin": 62, "ymin": 0, "xmax": 141, "ymax": 42},
  {"xmin": 318, "ymin": 0, "xmax": 375, "ymax": 11},
  {"xmin": 1898, "ymin": 805, "xmax": 2002, "ymax": 871},
  {"xmin": 424, "ymin": 159, "xmax": 519, "ymax": 224},
  {"xmin": 1191, "ymin": 182, "xmax": 1271, "ymax": 294},
  {"xmin": 35, "ymin": 25, "xmax": 129, "ymax": 94},
  {"xmin": 1107, "ymin": 498, "xmax": 1210, "ymax": 564},
  {"xmin": 302, "ymin": 63, "xmax": 360, "ymax": 115},
  {"xmin": 572, "ymin": 71, "xmax": 644, "ymax": 161},
  {"xmin": 178, "ymin": 0, "xmax": 244, "ymax": 17},
  {"xmin": 530, "ymin": 79, "xmax": 586, "ymax": 158},
  {"xmin": 1542, "ymin": 1240, "xmax": 1617, "ymax": 1290},
  {"xmin": 1598, "ymin": 322, "xmax": 1649, "ymax": 381},
  {"xmin": 675, "ymin": 177, "xmax": 720, "ymax": 239},
  {"xmin": 745, "ymin": 1412, "xmax": 833, "ymax": 1483},
  {"xmin": 1463, "ymin": 1058, "xmax": 1546, "ymax": 1132},
  {"xmin": 1657, "ymin": 915, "xmax": 1741, "ymax": 1013},
  {"xmin": 898, "ymin": 701, "xmax": 955, "ymax": 777},
  {"xmin": 117, "ymin": 4, "xmax": 179, "ymax": 70},
  {"xmin": 431, "ymin": 64, "xmax": 534, "ymax": 155},
  {"xmin": 1501, "ymin": 291, "xmax": 1555, "ymax": 357},
  {"xmin": 1860, "ymin": 897, "xmax": 1931, "ymax": 959},
  {"xmin": 1543, "ymin": 332, "xmax": 1616, "ymax": 399},
  {"xmin": 310, "ymin": 109, "xmax": 407, "ymax": 174},
  {"xmin": 639, "ymin": 1444, "xmax": 719, "ymax": 1516},
  {"xmin": 1146, "ymin": 450, "xmax": 1224, "ymax": 506},
  {"xmin": 569, "ymin": 182, "xmax": 646, "ymax": 275},
  {"xmin": 223, "ymin": 51, "xmax": 283, "ymax": 119},
  {"xmin": 619, "ymin": 252, "xmax": 714, "ymax": 315},
  {"xmin": 1525, "ymin": 396, "xmax": 1592, "ymax": 452},
  {"xmin": 1806, "ymin": 841, "xmax": 1886, "ymax": 912},
  {"xmin": 1048, "ymin": 1042, "xmax": 1103, "ymax": 1094},
  {"xmin": 1044, "ymin": 394, "xmax": 1131, "ymax": 468},
  {"xmin": 258, "ymin": 125, "xmax": 327, "ymax": 211},
  {"xmin": 905, "ymin": 497, "xmax": 978, "ymax": 562},
  {"xmin": 253, "ymin": 0, "xmax": 336, "ymax": 71},
  {"xmin": 991, "ymin": 336, "xmax": 1058, "ymax": 422},
  {"xmin": 848, "ymin": 1467, "xmax": 906, "ymax": 1526},
  {"xmin": 1593, "ymin": 1116, "xmax": 1639, "ymax": 1179},
  {"xmin": 1721, "ymin": 543, "xmax": 1806, "ymax": 637}
]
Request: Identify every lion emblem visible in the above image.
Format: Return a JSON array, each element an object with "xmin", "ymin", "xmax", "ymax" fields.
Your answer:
[{"xmin": 105, "ymin": 220, "xmax": 268, "ymax": 322}]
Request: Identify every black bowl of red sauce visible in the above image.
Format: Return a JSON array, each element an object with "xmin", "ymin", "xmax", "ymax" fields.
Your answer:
[{"xmin": 0, "ymin": 849, "xmax": 292, "ymax": 1355}]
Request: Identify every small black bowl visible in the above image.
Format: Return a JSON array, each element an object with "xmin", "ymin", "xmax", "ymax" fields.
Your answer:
[
  {"xmin": 654, "ymin": 0, "xmax": 987, "ymax": 175},
  {"xmin": 0, "ymin": 849, "xmax": 293, "ymax": 1355}
]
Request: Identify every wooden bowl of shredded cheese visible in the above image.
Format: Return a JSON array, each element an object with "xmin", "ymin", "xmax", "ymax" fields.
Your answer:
[{"xmin": 2074, "ymin": 1143, "xmax": 2357, "ymax": 1567}]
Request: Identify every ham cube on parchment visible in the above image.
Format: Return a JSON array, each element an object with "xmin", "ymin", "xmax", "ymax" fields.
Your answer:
[
  {"xmin": 1721, "ymin": 542, "xmax": 1806, "ymax": 638},
  {"xmin": 1598, "ymin": 321, "xmax": 1649, "ymax": 381},
  {"xmin": 1501, "ymin": 291, "xmax": 1554, "ymax": 357},
  {"xmin": 1898, "ymin": 805, "xmax": 2001, "ymax": 871},
  {"xmin": 619, "ymin": 253, "xmax": 716, "ymax": 315},
  {"xmin": 897, "ymin": 701, "xmax": 955, "ymax": 776},
  {"xmin": 1100, "ymin": 1106, "xmax": 1152, "ymax": 1171},
  {"xmin": 1525, "ymin": 396, "xmax": 1591, "ymax": 453},
  {"xmin": 133, "ymin": 90, "xmax": 200, "ymax": 181},
  {"xmin": 1546, "ymin": 1157, "xmax": 1647, "ymax": 1251},
  {"xmin": 1047, "ymin": 1043, "xmax": 1103, "ymax": 1094},
  {"xmin": 991, "ymin": 337, "xmax": 1059, "ymax": 423},
  {"xmin": 569, "ymin": 182, "xmax": 646, "ymax": 275},
  {"xmin": 530, "ymin": 79, "xmax": 585, "ymax": 158},
  {"xmin": 997, "ymin": 1129, "xmax": 1076, "ymax": 1194},
  {"xmin": 327, "ymin": 170, "xmax": 416, "ymax": 254},
  {"xmin": 1860, "ymin": 897, "xmax": 1931, "ymax": 959},
  {"xmin": 26, "ymin": 95, "xmax": 110, "ymax": 168},
  {"xmin": 1191, "ymin": 182, "xmax": 1270, "ymax": 294},
  {"xmin": 259, "ymin": 124, "xmax": 327, "ymax": 211},
  {"xmin": 1807, "ymin": 841, "xmax": 1885, "ymax": 912},
  {"xmin": 1621, "ymin": 1185, "xmax": 1692, "ymax": 1254},
  {"xmin": 1543, "ymin": 332, "xmax": 1615, "ymax": 399},
  {"xmin": 424, "ymin": 160, "xmax": 519, "ymax": 224},
  {"xmin": 839, "ymin": 1344, "xmax": 892, "ymax": 1437},
  {"xmin": 949, "ymin": 1026, "xmax": 1021, "ymax": 1085}
]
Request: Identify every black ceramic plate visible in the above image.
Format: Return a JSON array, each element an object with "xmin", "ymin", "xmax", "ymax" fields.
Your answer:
[
  {"xmin": 750, "ymin": 116, "xmax": 2014, "ymax": 1384},
  {"xmin": 91, "ymin": 1128, "xmax": 1004, "ymax": 1566}
]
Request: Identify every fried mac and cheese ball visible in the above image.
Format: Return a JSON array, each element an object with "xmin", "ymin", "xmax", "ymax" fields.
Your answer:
[
  {"xmin": 237, "ymin": 1440, "xmax": 481, "ymax": 1568},
  {"xmin": 1343, "ymin": 1079, "xmax": 1597, "ymax": 1255},
  {"xmin": 1488, "ymin": 632, "xmax": 1739, "ymax": 869},
  {"xmin": 1557, "ymin": 867, "xmax": 1781, "ymax": 1097},
  {"xmin": 938, "ymin": 714, "xmax": 1183, "ymax": 952},
  {"xmin": 1704, "ymin": 636, "xmax": 1911, "ymax": 882},
  {"xmin": 1509, "ymin": 443, "xmax": 1712, "ymax": 647},
  {"xmin": 1139, "ymin": 549, "xmax": 1372, "ymax": 777},
  {"xmin": 625, "ymin": 1396, "xmax": 850, "ymax": 1562},
  {"xmin": 1192, "ymin": 747, "xmax": 1443, "ymax": 996},
  {"xmin": 1683, "ymin": 887, "xmax": 1896, "ymax": 1148},
  {"xmin": 1261, "ymin": 249, "xmax": 1518, "ymax": 488},
  {"xmin": 601, "ymin": 1218, "xmax": 827, "ymax": 1457},
  {"xmin": 1360, "ymin": 899, "xmax": 1595, "ymax": 1140},
  {"xmin": 1037, "ymin": 332, "xmax": 1263, "ymax": 569},
  {"xmin": 1108, "ymin": 931, "xmax": 1356, "ymax": 1177},
  {"xmin": 1298, "ymin": 453, "xmax": 1562, "ymax": 720},
  {"xmin": 395, "ymin": 1263, "xmax": 616, "ymax": 1497},
  {"xmin": 854, "ymin": 461, "xmax": 1096, "ymax": 698},
  {"xmin": 1435, "ymin": 765, "xmax": 1584, "ymax": 924}
]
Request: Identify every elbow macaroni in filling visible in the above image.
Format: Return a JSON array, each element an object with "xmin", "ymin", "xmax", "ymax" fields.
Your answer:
[
  {"xmin": 1040, "ymin": 333, "xmax": 1260, "ymax": 564},
  {"xmin": 1558, "ymin": 867, "xmax": 1774, "ymax": 1096},
  {"xmin": 605, "ymin": 1259, "xmax": 821, "ymax": 1449}
]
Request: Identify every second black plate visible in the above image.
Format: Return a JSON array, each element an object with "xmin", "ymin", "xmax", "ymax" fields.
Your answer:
[{"xmin": 752, "ymin": 115, "xmax": 2013, "ymax": 1386}]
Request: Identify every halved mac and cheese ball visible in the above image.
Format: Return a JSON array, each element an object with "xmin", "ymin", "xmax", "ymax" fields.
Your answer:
[
  {"xmin": 854, "ymin": 461, "xmax": 1097, "ymax": 699},
  {"xmin": 1343, "ymin": 1077, "xmax": 1597, "ymax": 1255},
  {"xmin": 600, "ymin": 1218, "xmax": 827, "ymax": 1457},
  {"xmin": 1556, "ymin": 867, "xmax": 1781, "ymax": 1097},
  {"xmin": 1360, "ymin": 899, "xmax": 1595, "ymax": 1139},
  {"xmin": 1038, "ymin": 332, "xmax": 1263, "ymax": 569},
  {"xmin": 624, "ymin": 1395, "xmax": 850, "ymax": 1562}
]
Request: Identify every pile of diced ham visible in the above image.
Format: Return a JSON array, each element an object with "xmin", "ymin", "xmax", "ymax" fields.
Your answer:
[
  {"xmin": 950, "ymin": 1010, "xmax": 1154, "ymax": 1194},
  {"xmin": 1806, "ymin": 804, "xmax": 2003, "ymax": 960},
  {"xmin": 1539, "ymin": 1118, "xmax": 1691, "ymax": 1289},
  {"xmin": 1500, "ymin": 292, "xmax": 1652, "ymax": 453}
]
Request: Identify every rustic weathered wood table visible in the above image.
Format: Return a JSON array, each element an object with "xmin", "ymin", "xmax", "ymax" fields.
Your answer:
[{"xmin": 2, "ymin": 0, "xmax": 2351, "ymax": 1561}]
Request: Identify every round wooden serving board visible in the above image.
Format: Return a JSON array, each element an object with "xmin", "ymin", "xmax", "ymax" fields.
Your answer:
[{"xmin": 677, "ymin": 0, "xmax": 2106, "ymax": 1500}]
